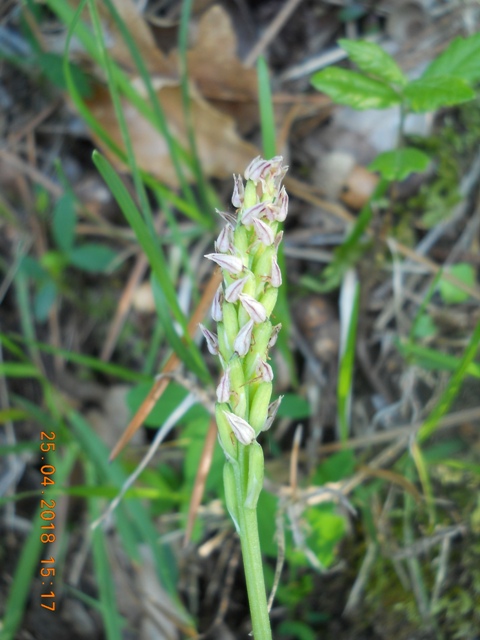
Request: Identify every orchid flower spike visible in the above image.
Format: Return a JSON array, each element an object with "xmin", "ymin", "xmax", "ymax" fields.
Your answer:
[{"xmin": 202, "ymin": 156, "xmax": 289, "ymax": 454}]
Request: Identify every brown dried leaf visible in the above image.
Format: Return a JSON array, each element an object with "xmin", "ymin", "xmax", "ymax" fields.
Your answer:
[
  {"xmin": 87, "ymin": 82, "xmax": 259, "ymax": 186},
  {"xmin": 185, "ymin": 5, "xmax": 258, "ymax": 102},
  {"xmin": 98, "ymin": 0, "xmax": 174, "ymax": 76}
]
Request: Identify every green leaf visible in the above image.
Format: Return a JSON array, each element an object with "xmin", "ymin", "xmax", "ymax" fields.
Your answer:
[
  {"xmin": 339, "ymin": 38, "xmax": 407, "ymax": 85},
  {"xmin": 313, "ymin": 449, "xmax": 356, "ymax": 485},
  {"xmin": 277, "ymin": 393, "xmax": 311, "ymax": 419},
  {"xmin": 396, "ymin": 340, "xmax": 480, "ymax": 378},
  {"xmin": 37, "ymin": 51, "xmax": 92, "ymax": 97},
  {"xmin": 422, "ymin": 33, "xmax": 480, "ymax": 84},
  {"xmin": 19, "ymin": 255, "xmax": 48, "ymax": 281},
  {"xmin": 68, "ymin": 243, "xmax": 117, "ymax": 273},
  {"xmin": 438, "ymin": 263, "xmax": 476, "ymax": 304},
  {"xmin": 34, "ymin": 280, "xmax": 57, "ymax": 322},
  {"xmin": 278, "ymin": 621, "xmax": 316, "ymax": 640},
  {"xmin": 52, "ymin": 193, "xmax": 77, "ymax": 252},
  {"xmin": 412, "ymin": 314, "xmax": 437, "ymax": 339},
  {"xmin": 311, "ymin": 67, "xmax": 401, "ymax": 110},
  {"xmin": 369, "ymin": 148, "xmax": 430, "ymax": 181},
  {"xmin": 305, "ymin": 504, "xmax": 346, "ymax": 568},
  {"xmin": 404, "ymin": 76, "xmax": 475, "ymax": 112}
]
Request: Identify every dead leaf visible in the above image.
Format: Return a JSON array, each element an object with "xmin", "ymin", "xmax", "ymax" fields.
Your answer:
[
  {"xmin": 98, "ymin": 0, "xmax": 175, "ymax": 76},
  {"xmin": 184, "ymin": 5, "xmax": 258, "ymax": 102},
  {"xmin": 87, "ymin": 82, "xmax": 259, "ymax": 186}
]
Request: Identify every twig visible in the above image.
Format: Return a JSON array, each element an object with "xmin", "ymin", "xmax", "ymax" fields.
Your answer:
[{"xmin": 243, "ymin": 0, "xmax": 306, "ymax": 68}]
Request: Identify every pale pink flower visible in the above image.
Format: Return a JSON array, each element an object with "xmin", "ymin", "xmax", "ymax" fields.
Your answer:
[
  {"xmin": 223, "ymin": 411, "xmax": 256, "ymax": 445},
  {"xmin": 239, "ymin": 294, "xmax": 267, "ymax": 323},
  {"xmin": 215, "ymin": 224, "xmax": 233, "ymax": 253},
  {"xmin": 252, "ymin": 217, "xmax": 275, "ymax": 246},
  {"xmin": 233, "ymin": 319, "xmax": 254, "ymax": 356},
  {"xmin": 211, "ymin": 285, "xmax": 223, "ymax": 322},
  {"xmin": 199, "ymin": 323, "xmax": 219, "ymax": 355},
  {"xmin": 270, "ymin": 254, "xmax": 282, "ymax": 288},
  {"xmin": 257, "ymin": 359, "xmax": 274, "ymax": 382},
  {"xmin": 204, "ymin": 253, "xmax": 244, "ymax": 275},
  {"xmin": 225, "ymin": 276, "xmax": 249, "ymax": 303},
  {"xmin": 232, "ymin": 174, "xmax": 245, "ymax": 208},
  {"xmin": 216, "ymin": 369, "xmax": 231, "ymax": 403}
]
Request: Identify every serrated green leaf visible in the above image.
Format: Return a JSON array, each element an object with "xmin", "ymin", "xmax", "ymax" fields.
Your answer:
[
  {"xmin": 311, "ymin": 67, "xmax": 401, "ymax": 110},
  {"xmin": 404, "ymin": 76, "xmax": 475, "ymax": 112},
  {"xmin": 68, "ymin": 243, "xmax": 117, "ymax": 273},
  {"xmin": 368, "ymin": 148, "xmax": 430, "ymax": 181},
  {"xmin": 339, "ymin": 38, "xmax": 407, "ymax": 86},
  {"xmin": 52, "ymin": 193, "xmax": 77, "ymax": 252},
  {"xmin": 422, "ymin": 32, "xmax": 480, "ymax": 84},
  {"xmin": 438, "ymin": 263, "xmax": 476, "ymax": 304}
]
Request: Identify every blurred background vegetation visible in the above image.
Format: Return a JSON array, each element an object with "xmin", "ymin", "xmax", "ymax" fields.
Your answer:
[{"xmin": 1, "ymin": 1, "xmax": 480, "ymax": 639}]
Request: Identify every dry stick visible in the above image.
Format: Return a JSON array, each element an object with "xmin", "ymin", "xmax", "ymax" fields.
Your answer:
[
  {"xmin": 183, "ymin": 418, "xmax": 218, "ymax": 547},
  {"xmin": 314, "ymin": 405, "xmax": 480, "ymax": 454},
  {"xmin": 101, "ymin": 252, "xmax": 149, "ymax": 361},
  {"xmin": 109, "ymin": 267, "xmax": 223, "ymax": 461},
  {"xmin": 6, "ymin": 99, "xmax": 61, "ymax": 148},
  {"xmin": 0, "ymin": 149, "xmax": 63, "ymax": 198},
  {"xmin": 243, "ymin": 0, "xmax": 306, "ymax": 67}
]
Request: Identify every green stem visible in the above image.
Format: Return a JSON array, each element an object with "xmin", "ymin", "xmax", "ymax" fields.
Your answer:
[{"xmin": 234, "ymin": 447, "xmax": 272, "ymax": 640}]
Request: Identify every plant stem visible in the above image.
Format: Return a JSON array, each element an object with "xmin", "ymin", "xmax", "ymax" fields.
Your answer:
[{"xmin": 235, "ymin": 447, "xmax": 272, "ymax": 640}]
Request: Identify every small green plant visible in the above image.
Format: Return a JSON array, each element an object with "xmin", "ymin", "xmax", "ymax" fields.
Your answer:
[
  {"xmin": 200, "ymin": 156, "xmax": 288, "ymax": 639},
  {"xmin": 19, "ymin": 190, "xmax": 117, "ymax": 322},
  {"xmin": 311, "ymin": 34, "xmax": 480, "ymax": 181}
]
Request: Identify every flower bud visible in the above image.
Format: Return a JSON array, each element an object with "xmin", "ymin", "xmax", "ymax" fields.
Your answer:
[
  {"xmin": 252, "ymin": 245, "xmax": 275, "ymax": 280},
  {"xmin": 249, "ymin": 382, "xmax": 273, "ymax": 433},
  {"xmin": 211, "ymin": 285, "xmax": 223, "ymax": 322},
  {"xmin": 222, "ymin": 302, "xmax": 240, "ymax": 355},
  {"xmin": 204, "ymin": 253, "xmax": 244, "ymax": 275},
  {"xmin": 268, "ymin": 323, "xmax": 282, "ymax": 348},
  {"xmin": 232, "ymin": 174, "xmax": 244, "ymax": 209},
  {"xmin": 234, "ymin": 319, "xmax": 254, "ymax": 356},
  {"xmin": 263, "ymin": 395, "xmax": 283, "ymax": 432},
  {"xmin": 241, "ymin": 202, "xmax": 269, "ymax": 226},
  {"xmin": 216, "ymin": 369, "xmax": 231, "ymax": 403},
  {"xmin": 223, "ymin": 410, "xmax": 256, "ymax": 446},
  {"xmin": 270, "ymin": 253, "xmax": 282, "ymax": 287},
  {"xmin": 275, "ymin": 186, "xmax": 288, "ymax": 222},
  {"xmin": 257, "ymin": 359, "xmax": 273, "ymax": 382},
  {"xmin": 225, "ymin": 276, "xmax": 249, "ymax": 303},
  {"xmin": 215, "ymin": 208, "xmax": 237, "ymax": 226},
  {"xmin": 216, "ymin": 403, "xmax": 237, "ymax": 459},
  {"xmin": 274, "ymin": 230, "xmax": 283, "ymax": 250},
  {"xmin": 199, "ymin": 323, "xmax": 219, "ymax": 355},
  {"xmin": 215, "ymin": 224, "xmax": 233, "ymax": 253},
  {"xmin": 252, "ymin": 217, "xmax": 275, "ymax": 246},
  {"xmin": 260, "ymin": 287, "xmax": 278, "ymax": 316},
  {"xmin": 239, "ymin": 294, "xmax": 267, "ymax": 324}
]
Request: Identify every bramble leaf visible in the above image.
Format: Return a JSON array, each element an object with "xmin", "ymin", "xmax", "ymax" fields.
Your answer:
[
  {"xmin": 311, "ymin": 67, "xmax": 401, "ymax": 110},
  {"xmin": 404, "ymin": 76, "xmax": 475, "ymax": 112},
  {"xmin": 369, "ymin": 148, "xmax": 430, "ymax": 181},
  {"xmin": 339, "ymin": 38, "xmax": 407, "ymax": 86},
  {"xmin": 422, "ymin": 32, "xmax": 480, "ymax": 84}
]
